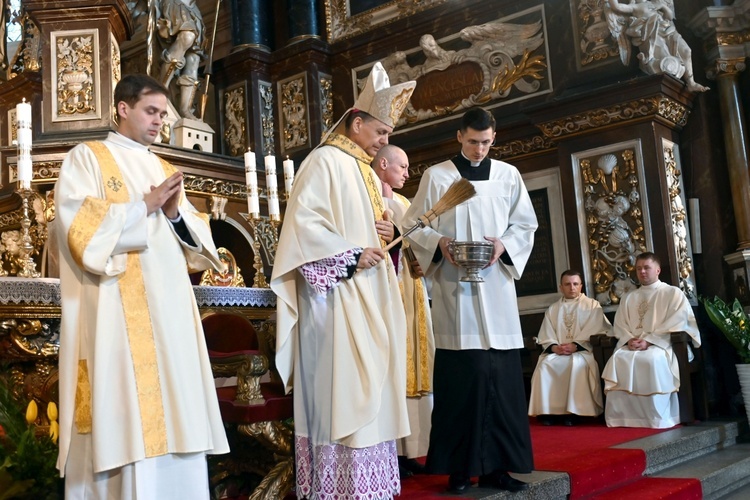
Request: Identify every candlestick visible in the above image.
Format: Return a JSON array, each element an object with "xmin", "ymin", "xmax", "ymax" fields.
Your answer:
[
  {"xmin": 244, "ymin": 148, "xmax": 260, "ymax": 217},
  {"xmin": 15, "ymin": 188, "xmax": 41, "ymax": 278},
  {"xmin": 16, "ymin": 99, "xmax": 32, "ymax": 190},
  {"xmin": 265, "ymin": 155, "xmax": 280, "ymax": 218},
  {"xmin": 283, "ymin": 156, "xmax": 295, "ymax": 196},
  {"xmin": 239, "ymin": 213, "xmax": 270, "ymax": 288}
]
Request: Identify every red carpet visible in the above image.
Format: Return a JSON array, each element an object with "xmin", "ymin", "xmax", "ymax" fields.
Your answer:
[{"xmin": 398, "ymin": 419, "xmax": 702, "ymax": 500}]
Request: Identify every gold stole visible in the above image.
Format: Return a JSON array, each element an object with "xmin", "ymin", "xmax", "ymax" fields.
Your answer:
[
  {"xmin": 323, "ymin": 134, "xmax": 392, "ymax": 272},
  {"xmin": 71, "ymin": 141, "xmax": 171, "ymax": 457},
  {"xmin": 394, "ymin": 192, "xmax": 432, "ymax": 396}
]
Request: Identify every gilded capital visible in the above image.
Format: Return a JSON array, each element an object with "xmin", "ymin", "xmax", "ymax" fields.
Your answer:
[{"xmin": 707, "ymin": 58, "xmax": 747, "ymax": 79}]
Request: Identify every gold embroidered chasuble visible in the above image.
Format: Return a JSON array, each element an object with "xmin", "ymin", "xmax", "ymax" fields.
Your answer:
[
  {"xmin": 390, "ymin": 192, "xmax": 434, "ymax": 396},
  {"xmin": 55, "ymin": 133, "xmax": 228, "ymax": 475},
  {"xmin": 271, "ymin": 134, "xmax": 409, "ymax": 449}
]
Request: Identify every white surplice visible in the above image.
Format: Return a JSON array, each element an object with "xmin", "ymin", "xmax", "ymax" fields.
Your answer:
[
  {"xmin": 55, "ymin": 133, "xmax": 229, "ymax": 493},
  {"xmin": 602, "ymin": 280, "xmax": 700, "ymax": 428},
  {"xmin": 388, "ymin": 193, "xmax": 435, "ymax": 459},
  {"xmin": 402, "ymin": 159, "xmax": 538, "ymax": 350},
  {"xmin": 528, "ymin": 294, "xmax": 611, "ymax": 417}
]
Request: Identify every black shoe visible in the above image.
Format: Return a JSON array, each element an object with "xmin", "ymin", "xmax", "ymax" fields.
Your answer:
[
  {"xmin": 563, "ymin": 416, "xmax": 575, "ymax": 426},
  {"xmin": 478, "ymin": 472, "xmax": 529, "ymax": 492},
  {"xmin": 538, "ymin": 415, "xmax": 554, "ymax": 426},
  {"xmin": 447, "ymin": 473, "xmax": 472, "ymax": 494},
  {"xmin": 399, "ymin": 464, "xmax": 414, "ymax": 478},
  {"xmin": 400, "ymin": 457, "xmax": 427, "ymax": 475}
]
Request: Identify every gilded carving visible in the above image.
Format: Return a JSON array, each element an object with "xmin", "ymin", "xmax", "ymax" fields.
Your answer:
[
  {"xmin": 491, "ymin": 135, "xmax": 555, "ymax": 160},
  {"xmin": 578, "ymin": 148, "xmax": 648, "ymax": 306},
  {"xmin": 537, "ymin": 97, "xmax": 689, "ymax": 138},
  {"xmin": 663, "ymin": 141, "xmax": 695, "ymax": 299},
  {"xmin": 8, "ymin": 14, "xmax": 41, "ymax": 78},
  {"xmin": 707, "ymin": 58, "xmax": 746, "ymax": 78},
  {"xmin": 223, "ymin": 85, "xmax": 247, "ymax": 157},
  {"xmin": 575, "ymin": 0, "xmax": 619, "ymax": 67},
  {"xmin": 0, "ymin": 318, "xmax": 60, "ymax": 358},
  {"xmin": 0, "ymin": 192, "xmax": 47, "ymax": 276},
  {"xmin": 54, "ymin": 31, "xmax": 97, "ymax": 116},
  {"xmin": 324, "ymin": 0, "xmax": 445, "ymax": 43},
  {"xmin": 112, "ymin": 34, "xmax": 121, "ymax": 84},
  {"xmin": 236, "ymin": 420, "xmax": 294, "ymax": 500},
  {"xmin": 379, "ymin": 10, "xmax": 549, "ymax": 124},
  {"xmin": 717, "ymin": 31, "xmax": 750, "ymax": 46},
  {"xmin": 259, "ymin": 81, "xmax": 275, "ymax": 156},
  {"xmin": 279, "ymin": 74, "xmax": 309, "ymax": 152},
  {"xmin": 320, "ymin": 74, "xmax": 334, "ymax": 136},
  {"xmin": 183, "ymin": 174, "xmax": 246, "ymax": 200}
]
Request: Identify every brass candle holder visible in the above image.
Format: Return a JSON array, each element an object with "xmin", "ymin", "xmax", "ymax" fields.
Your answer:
[
  {"xmin": 16, "ymin": 188, "xmax": 40, "ymax": 278},
  {"xmin": 240, "ymin": 212, "xmax": 270, "ymax": 289}
]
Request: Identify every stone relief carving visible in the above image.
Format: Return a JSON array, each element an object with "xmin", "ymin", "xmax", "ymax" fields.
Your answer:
[
  {"xmin": 223, "ymin": 85, "xmax": 246, "ymax": 157},
  {"xmin": 663, "ymin": 141, "xmax": 696, "ymax": 301},
  {"xmin": 279, "ymin": 74, "xmax": 309, "ymax": 152},
  {"xmin": 605, "ymin": 0, "xmax": 708, "ymax": 92},
  {"xmin": 579, "ymin": 149, "xmax": 648, "ymax": 306},
  {"xmin": 259, "ymin": 81, "xmax": 275, "ymax": 156},
  {"xmin": 378, "ymin": 14, "xmax": 547, "ymax": 125},
  {"xmin": 54, "ymin": 31, "xmax": 97, "ymax": 116},
  {"xmin": 575, "ymin": 0, "xmax": 619, "ymax": 67}
]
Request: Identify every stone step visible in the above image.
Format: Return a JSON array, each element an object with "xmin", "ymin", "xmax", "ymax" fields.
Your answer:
[
  {"xmin": 451, "ymin": 419, "xmax": 746, "ymax": 499},
  {"xmin": 653, "ymin": 443, "xmax": 750, "ymax": 500}
]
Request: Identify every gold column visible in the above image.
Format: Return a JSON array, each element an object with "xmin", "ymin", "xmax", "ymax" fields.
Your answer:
[{"xmin": 712, "ymin": 58, "xmax": 750, "ymax": 250}]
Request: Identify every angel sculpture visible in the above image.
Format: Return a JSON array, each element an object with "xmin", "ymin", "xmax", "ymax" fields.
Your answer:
[{"xmin": 606, "ymin": 0, "xmax": 708, "ymax": 92}]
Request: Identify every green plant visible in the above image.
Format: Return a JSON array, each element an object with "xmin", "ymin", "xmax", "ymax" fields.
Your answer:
[
  {"xmin": 0, "ymin": 378, "xmax": 61, "ymax": 500},
  {"xmin": 701, "ymin": 296, "xmax": 750, "ymax": 364}
]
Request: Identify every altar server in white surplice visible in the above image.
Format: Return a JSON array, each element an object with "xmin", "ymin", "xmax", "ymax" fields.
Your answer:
[
  {"xmin": 55, "ymin": 74, "xmax": 228, "ymax": 499},
  {"xmin": 372, "ymin": 145, "xmax": 435, "ymax": 476},
  {"xmin": 528, "ymin": 270, "xmax": 611, "ymax": 423},
  {"xmin": 271, "ymin": 62, "xmax": 416, "ymax": 499},
  {"xmin": 602, "ymin": 252, "xmax": 701, "ymax": 429},
  {"xmin": 403, "ymin": 108, "xmax": 537, "ymax": 494}
]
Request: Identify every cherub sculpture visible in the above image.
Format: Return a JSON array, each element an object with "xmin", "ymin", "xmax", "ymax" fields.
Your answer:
[{"xmin": 606, "ymin": 0, "xmax": 708, "ymax": 92}]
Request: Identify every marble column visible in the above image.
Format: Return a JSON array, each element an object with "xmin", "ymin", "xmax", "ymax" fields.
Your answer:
[
  {"xmin": 286, "ymin": 0, "xmax": 320, "ymax": 44},
  {"xmin": 231, "ymin": 0, "xmax": 273, "ymax": 50},
  {"xmin": 713, "ymin": 59, "xmax": 750, "ymax": 249}
]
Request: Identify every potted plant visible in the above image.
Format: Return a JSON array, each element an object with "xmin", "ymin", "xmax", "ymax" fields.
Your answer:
[{"xmin": 701, "ymin": 296, "xmax": 750, "ymax": 415}]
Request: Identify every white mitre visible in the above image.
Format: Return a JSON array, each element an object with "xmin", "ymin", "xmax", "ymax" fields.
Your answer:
[{"xmin": 322, "ymin": 61, "xmax": 416, "ymax": 142}]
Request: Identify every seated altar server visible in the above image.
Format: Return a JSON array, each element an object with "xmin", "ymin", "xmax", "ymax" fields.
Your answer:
[
  {"xmin": 55, "ymin": 74, "xmax": 228, "ymax": 499},
  {"xmin": 602, "ymin": 252, "xmax": 701, "ymax": 428},
  {"xmin": 528, "ymin": 270, "xmax": 611, "ymax": 424}
]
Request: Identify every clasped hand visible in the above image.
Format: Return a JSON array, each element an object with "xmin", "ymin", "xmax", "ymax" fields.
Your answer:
[
  {"xmin": 144, "ymin": 171, "xmax": 183, "ymax": 219},
  {"xmin": 627, "ymin": 338, "xmax": 650, "ymax": 351},
  {"xmin": 552, "ymin": 343, "xmax": 576, "ymax": 356}
]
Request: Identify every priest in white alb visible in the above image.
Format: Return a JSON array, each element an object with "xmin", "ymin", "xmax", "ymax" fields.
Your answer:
[
  {"xmin": 528, "ymin": 270, "xmax": 611, "ymax": 424},
  {"xmin": 271, "ymin": 63, "xmax": 417, "ymax": 499},
  {"xmin": 55, "ymin": 74, "xmax": 228, "ymax": 499},
  {"xmin": 372, "ymin": 145, "xmax": 435, "ymax": 475},
  {"xmin": 602, "ymin": 252, "xmax": 701, "ymax": 428}
]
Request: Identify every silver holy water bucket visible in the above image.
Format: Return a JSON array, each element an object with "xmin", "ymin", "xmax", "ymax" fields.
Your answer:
[{"xmin": 450, "ymin": 240, "xmax": 493, "ymax": 282}]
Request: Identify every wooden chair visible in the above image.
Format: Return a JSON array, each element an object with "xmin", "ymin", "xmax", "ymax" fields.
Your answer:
[
  {"xmin": 590, "ymin": 332, "xmax": 707, "ymax": 424},
  {"xmin": 202, "ymin": 312, "xmax": 294, "ymax": 500}
]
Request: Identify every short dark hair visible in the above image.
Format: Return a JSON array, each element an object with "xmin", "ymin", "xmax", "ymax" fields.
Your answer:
[
  {"xmin": 345, "ymin": 109, "xmax": 376, "ymax": 130},
  {"xmin": 114, "ymin": 74, "xmax": 170, "ymax": 118},
  {"xmin": 636, "ymin": 251, "xmax": 661, "ymax": 266},
  {"xmin": 560, "ymin": 269, "xmax": 583, "ymax": 282},
  {"xmin": 460, "ymin": 107, "xmax": 496, "ymax": 133}
]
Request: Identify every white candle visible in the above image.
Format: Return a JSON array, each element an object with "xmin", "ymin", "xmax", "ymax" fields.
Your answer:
[
  {"xmin": 283, "ymin": 156, "xmax": 294, "ymax": 195},
  {"xmin": 16, "ymin": 99, "xmax": 31, "ymax": 126},
  {"xmin": 16, "ymin": 99, "xmax": 32, "ymax": 189},
  {"xmin": 264, "ymin": 155, "xmax": 280, "ymax": 217},
  {"xmin": 244, "ymin": 149, "xmax": 259, "ymax": 216}
]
